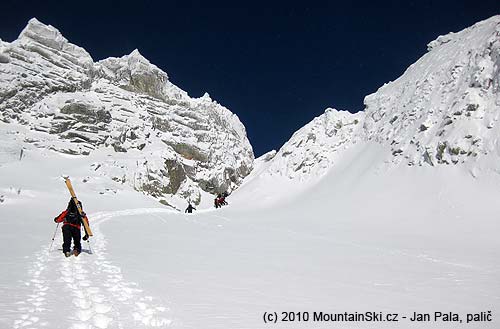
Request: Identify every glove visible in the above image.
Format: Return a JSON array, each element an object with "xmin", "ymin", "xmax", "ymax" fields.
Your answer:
[{"xmin": 83, "ymin": 234, "xmax": 89, "ymax": 241}]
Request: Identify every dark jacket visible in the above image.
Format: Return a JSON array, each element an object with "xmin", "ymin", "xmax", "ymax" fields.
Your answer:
[
  {"xmin": 185, "ymin": 204, "xmax": 196, "ymax": 213},
  {"xmin": 54, "ymin": 199, "xmax": 85, "ymax": 229}
]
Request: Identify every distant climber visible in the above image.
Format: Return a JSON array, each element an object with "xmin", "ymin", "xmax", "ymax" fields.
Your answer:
[
  {"xmin": 54, "ymin": 198, "xmax": 88, "ymax": 257},
  {"xmin": 185, "ymin": 203, "xmax": 196, "ymax": 213},
  {"xmin": 214, "ymin": 192, "xmax": 229, "ymax": 209}
]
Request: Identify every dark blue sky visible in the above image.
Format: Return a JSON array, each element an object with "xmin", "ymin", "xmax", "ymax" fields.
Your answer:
[{"xmin": 1, "ymin": 1, "xmax": 498, "ymax": 156}]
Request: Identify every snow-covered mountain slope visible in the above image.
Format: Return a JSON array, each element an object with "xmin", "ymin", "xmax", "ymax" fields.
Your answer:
[
  {"xmin": 363, "ymin": 15, "xmax": 500, "ymax": 167},
  {"xmin": 0, "ymin": 18, "xmax": 253, "ymax": 207},
  {"xmin": 264, "ymin": 108, "xmax": 364, "ymax": 179},
  {"xmin": 251, "ymin": 15, "xmax": 500, "ymax": 184},
  {"xmin": 1, "ymin": 15, "xmax": 499, "ymax": 329},
  {"xmin": 1, "ymin": 136, "xmax": 499, "ymax": 329}
]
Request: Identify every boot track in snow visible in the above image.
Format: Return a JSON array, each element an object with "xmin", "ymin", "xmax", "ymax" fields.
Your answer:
[{"xmin": 12, "ymin": 209, "xmax": 175, "ymax": 329}]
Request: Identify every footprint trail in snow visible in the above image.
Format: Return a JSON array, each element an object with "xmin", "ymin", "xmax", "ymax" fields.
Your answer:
[{"xmin": 13, "ymin": 209, "xmax": 174, "ymax": 328}]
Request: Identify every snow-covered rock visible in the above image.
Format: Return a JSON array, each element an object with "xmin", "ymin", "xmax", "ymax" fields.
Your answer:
[
  {"xmin": 265, "ymin": 108, "xmax": 364, "ymax": 179},
  {"xmin": 363, "ymin": 15, "xmax": 500, "ymax": 166},
  {"xmin": 260, "ymin": 15, "xmax": 500, "ymax": 181},
  {"xmin": 95, "ymin": 49, "xmax": 185, "ymax": 101},
  {"xmin": 0, "ymin": 18, "xmax": 254, "ymax": 207}
]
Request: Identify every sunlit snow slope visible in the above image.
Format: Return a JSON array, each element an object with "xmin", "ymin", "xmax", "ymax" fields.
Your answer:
[
  {"xmin": 1, "ymin": 14, "xmax": 500, "ymax": 329},
  {"xmin": 255, "ymin": 15, "xmax": 500, "ymax": 185},
  {"xmin": 1, "ymin": 138, "xmax": 499, "ymax": 329}
]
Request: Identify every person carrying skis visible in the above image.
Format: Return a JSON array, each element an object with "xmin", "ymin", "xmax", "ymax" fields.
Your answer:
[
  {"xmin": 185, "ymin": 203, "xmax": 196, "ymax": 213},
  {"xmin": 53, "ymin": 198, "xmax": 88, "ymax": 257}
]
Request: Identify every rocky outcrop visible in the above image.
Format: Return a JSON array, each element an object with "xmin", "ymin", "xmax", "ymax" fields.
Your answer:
[
  {"xmin": 95, "ymin": 49, "xmax": 182, "ymax": 101},
  {"xmin": 0, "ymin": 18, "xmax": 254, "ymax": 204},
  {"xmin": 265, "ymin": 109, "xmax": 363, "ymax": 179},
  {"xmin": 260, "ymin": 15, "xmax": 500, "ymax": 181},
  {"xmin": 363, "ymin": 15, "xmax": 500, "ymax": 166}
]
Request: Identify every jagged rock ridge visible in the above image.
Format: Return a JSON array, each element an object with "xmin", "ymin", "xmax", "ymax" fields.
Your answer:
[
  {"xmin": 363, "ymin": 15, "xmax": 500, "ymax": 166},
  {"xmin": 0, "ymin": 18, "xmax": 254, "ymax": 205},
  {"xmin": 262, "ymin": 15, "xmax": 500, "ymax": 179}
]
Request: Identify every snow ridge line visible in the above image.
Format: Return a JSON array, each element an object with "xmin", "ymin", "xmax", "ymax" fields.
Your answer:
[{"xmin": 12, "ymin": 208, "xmax": 176, "ymax": 329}]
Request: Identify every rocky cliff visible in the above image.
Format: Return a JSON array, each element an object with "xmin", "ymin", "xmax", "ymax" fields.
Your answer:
[
  {"xmin": 0, "ymin": 18, "xmax": 254, "ymax": 206},
  {"xmin": 261, "ymin": 15, "xmax": 500, "ymax": 180}
]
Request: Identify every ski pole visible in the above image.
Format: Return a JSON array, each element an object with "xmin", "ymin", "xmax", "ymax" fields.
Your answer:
[{"xmin": 48, "ymin": 223, "xmax": 60, "ymax": 253}]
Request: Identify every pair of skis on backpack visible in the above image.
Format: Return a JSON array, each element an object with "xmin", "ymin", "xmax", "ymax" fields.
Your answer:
[{"xmin": 64, "ymin": 177, "xmax": 93, "ymax": 239}]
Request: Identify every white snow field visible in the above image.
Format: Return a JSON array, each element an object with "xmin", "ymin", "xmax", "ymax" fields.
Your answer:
[
  {"xmin": 1, "ymin": 13, "xmax": 500, "ymax": 329},
  {"xmin": 1, "ymin": 133, "xmax": 499, "ymax": 329}
]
